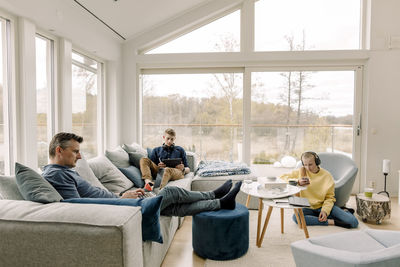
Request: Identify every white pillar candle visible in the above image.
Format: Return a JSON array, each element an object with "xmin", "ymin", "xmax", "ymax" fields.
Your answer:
[{"xmin": 382, "ymin": 159, "xmax": 390, "ymax": 174}]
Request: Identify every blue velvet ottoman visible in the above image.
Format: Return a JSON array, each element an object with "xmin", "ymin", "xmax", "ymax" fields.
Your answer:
[{"xmin": 192, "ymin": 203, "xmax": 249, "ymax": 260}]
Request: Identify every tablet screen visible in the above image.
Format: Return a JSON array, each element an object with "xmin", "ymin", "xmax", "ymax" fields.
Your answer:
[{"xmin": 162, "ymin": 158, "xmax": 182, "ymax": 168}]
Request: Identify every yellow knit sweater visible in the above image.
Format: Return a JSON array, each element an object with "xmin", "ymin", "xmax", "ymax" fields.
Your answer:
[{"xmin": 280, "ymin": 167, "xmax": 336, "ymax": 215}]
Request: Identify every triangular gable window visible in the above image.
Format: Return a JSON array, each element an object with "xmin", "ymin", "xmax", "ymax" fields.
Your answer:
[{"xmin": 146, "ymin": 10, "xmax": 240, "ymax": 54}]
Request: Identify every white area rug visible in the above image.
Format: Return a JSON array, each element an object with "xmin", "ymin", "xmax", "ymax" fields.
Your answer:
[{"xmin": 205, "ymin": 209, "xmax": 367, "ymax": 267}]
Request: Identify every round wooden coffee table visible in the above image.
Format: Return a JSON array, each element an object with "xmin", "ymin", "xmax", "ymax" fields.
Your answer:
[
  {"xmin": 241, "ymin": 182, "xmax": 309, "ymax": 247},
  {"xmin": 356, "ymin": 193, "xmax": 391, "ymax": 224}
]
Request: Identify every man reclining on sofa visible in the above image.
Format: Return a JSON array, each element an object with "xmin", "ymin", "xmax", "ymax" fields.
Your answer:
[
  {"xmin": 140, "ymin": 128, "xmax": 190, "ymax": 190},
  {"xmin": 42, "ymin": 132, "xmax": 241, "ymax": 217}
]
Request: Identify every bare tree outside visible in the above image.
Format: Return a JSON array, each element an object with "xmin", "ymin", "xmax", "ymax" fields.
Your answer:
[
  {"xmin": 280, "ymin": 31, "xmax": 316, "ymax": 154},
  {"xmin": 210, "ymin": 33, "xmax": 241, "ymax": 161},
  {"xmin": 72, "ymin": 64, "xmax": 98, "ymax": 158}
]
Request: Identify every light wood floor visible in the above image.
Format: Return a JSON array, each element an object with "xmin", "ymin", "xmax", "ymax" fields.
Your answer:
[{"xmin": 161, "ymin": 196, "xmax": 400, "ymax": 267}]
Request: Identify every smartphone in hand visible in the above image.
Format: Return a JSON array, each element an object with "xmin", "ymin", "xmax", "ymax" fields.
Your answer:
[{"xmin": 300, "ymin": 177, "xmax": 310, "ymax": 185}]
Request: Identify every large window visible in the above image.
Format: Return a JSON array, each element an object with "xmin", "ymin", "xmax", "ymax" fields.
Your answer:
[
  {"xmin": 251, "ymin": 70, "xmax": 355, "ymax": 175},
  {"xmin": 35, "ymin": 35, "xmax": 54, "ymax": 170},
  {"xmin": 147, "ymin": 10, "xmax": 240, "ymax": 54},
  {"xmin": 0, "ymin": 18, "xmax": 11, "ymax": 175},
  {"xmin": 71, "ymin": 51, "xmax": 101, "ymax": 159},
  {"xmin": 255, "ymin": 0, "xmax": 361, "ymax": 51},
  {"xmin": 141, "ymin": 72, "xmax": 243, "ymax": 161},
  {"xmin": 138, "ymin": 0, "xmax": 363, "ymax": 182}
]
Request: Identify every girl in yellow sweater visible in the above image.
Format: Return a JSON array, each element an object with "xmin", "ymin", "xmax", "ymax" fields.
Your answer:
[{"xmin": 280, "ymin": 151, "xmax": 358, "ymax": 228}]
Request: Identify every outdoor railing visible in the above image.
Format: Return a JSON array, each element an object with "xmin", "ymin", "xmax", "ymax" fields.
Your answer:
[{"xmin": 143, "ymin": 123, "xmax": 353, "ymax": 157}]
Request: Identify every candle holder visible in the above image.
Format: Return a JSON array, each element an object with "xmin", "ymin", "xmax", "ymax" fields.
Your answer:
[
  {"xmin": 378, "ymin": 172, "xmax": 389, "ymax": 197},
  {"xmin": 379, "ymin": 159, "xmax": 390, "ymax": 197}
]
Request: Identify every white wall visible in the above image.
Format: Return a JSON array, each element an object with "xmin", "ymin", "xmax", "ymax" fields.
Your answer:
[
  {"xmin": 362, "ymin": 0, "xmax": 400, "ymax": 195},
  {"xmin": 105, "ymin": 59, "xmax": 123, "ymax": 149},
  {"xmin": 16, "ymin": 18, "xmax": 38, "ymax": 168}
]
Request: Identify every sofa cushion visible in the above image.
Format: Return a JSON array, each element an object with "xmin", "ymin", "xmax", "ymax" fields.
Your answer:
[
  {"xmin": 146, "ymin": 148, "xmax": 153, "ymax": 157},
  {"xmin": 0, "ymin": 175, "xmax": 24, "ymax": 200},
  {"xmin": 0, "ymin": 199, "xmax": 143, "ymax": 267},
  {"xmin": 62, "ymin": 196, "xmax": 164, "ymax": 243},
  {"xmin": 105, "ymin": 146, "xmax": 130, "ymax": 168},
  {"xmin": 15, "ymin": 162, "xmax": 63, "ymax": 203},
  {"xmin": 118, "ymin": 166, "xmax": 145, "ymax": 188},
  {"xmin": 186, "ymin": 151, "xmax": 196, "ymax": 172},
  {"xmin": 128, "ymin": 151, "xmax": 145, "ymax": 169},
  {"xmin": 309, "ymin": 230, "xmax": 385, "ymax": 252},
  {"xmin": 88, "ymin": 156, "xmax": 134, "ymax": 193},
  {"xmin": 122, "ymin": 143, "xmax": 148, "ymax": 156},
  {"xmin": 74, "ymin": 156, "xmax": 108, "ymax": 191}
]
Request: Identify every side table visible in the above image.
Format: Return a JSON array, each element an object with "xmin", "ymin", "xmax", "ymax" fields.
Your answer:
[
  {"xmin": 356, "ymin": 193, "xmax": 391, "ymax": 224},
  {"xmin": 241, "ymin": 182, "xmax": 309, "ymax": 247}
]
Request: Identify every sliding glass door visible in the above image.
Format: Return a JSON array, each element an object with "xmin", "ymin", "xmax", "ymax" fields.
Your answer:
[{"xmin": 249, "ymin": 69, "xmax": 360, "ymax": 177}]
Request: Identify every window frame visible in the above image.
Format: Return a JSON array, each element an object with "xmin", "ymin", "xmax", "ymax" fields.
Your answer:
[
  {"xmin": 138, "ymin": 0, "xmax": 366, "ymax": 55},
  {"xmin": 134, "ymin": 0, "xmax": 367, "ymax": 192},
  {"xmin": 71, "ymin": 49, "xmax": 105, "ymax": 156},
  {"xmin": 0, "ymin": 13, "xmax": 16, "ymax": 175},
  {"xmin": 138, "ymin": 5, "xmax": 242, "ymax": 55},
  {"xmin": 244, "ymin": 65, "xmax": 362, "ymax": 174},
  {"xmin": 253, "ymin": 0, "xmax": 363, "ymax": 52},
  {"xmin": 35, "ymin": 32, "xmax": 57, "ymax": 169}
]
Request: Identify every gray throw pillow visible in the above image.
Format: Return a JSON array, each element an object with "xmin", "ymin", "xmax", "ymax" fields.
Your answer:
[
  {"xmin": 0, "ymin": 175, "xmax": 24, "ymax": 200},
  {"xmin": 186, "ymin": 151, "xmax": 196, "ymax": 172},
  {"xmin": 74, "ymin": 155, "xmax": 108, "ymax": 191},
  {"xmin": 128, "ymin": 152, "xmax": 145, "ymax": 169},
  {"xmin": 122, "ymin": 143, "xmax": 148, "ymax": 156},
  {"xmin": 105, "ymin": 146, "xmax": 130, "ymax": 168},
  {"xmin": 118, "ymin": 166, "xmax": 145, "ymax": 188},
  {"xmin": 88, "ymin": 155, "xmax": 134, "ymax": 193},
  {"xmin": 15, "ymin": 162, "xmax": 63, "ymax": 203}
]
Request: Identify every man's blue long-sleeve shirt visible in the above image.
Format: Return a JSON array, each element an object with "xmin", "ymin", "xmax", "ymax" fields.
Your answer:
[
  {"xmin": 42, "ymin": 164, "xmax": 118, "ymax": 199},
  {"xmin": 149, "ymin": 145, "xmax": 188, "ymax": 168}
]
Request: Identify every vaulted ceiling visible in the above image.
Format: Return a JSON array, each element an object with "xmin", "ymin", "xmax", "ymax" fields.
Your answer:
[
  {"xmin": 76, "ymin": 0, "xmax": 210, "ymax": 41},
  {"xmin": 0, "ymin": 0, "xmax": 239, "ymax": 59},
  {"xmin": 0, "ymin": 0, "xmax": 211, "ymax": 41}
]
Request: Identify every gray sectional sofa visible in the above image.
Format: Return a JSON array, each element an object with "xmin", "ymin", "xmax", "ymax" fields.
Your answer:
[
  {"xmin": 0, "ymin": 152, "xmax": 194, "ymax": 267},
  {"xmin": 0, "ymin": 147, "xmax": 255, "ymax": 267}
]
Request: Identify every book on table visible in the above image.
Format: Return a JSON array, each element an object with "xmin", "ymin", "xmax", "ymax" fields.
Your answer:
[
  {"xmin": 288, "ymin": 196, "xmax": 310, "ymax": 207},
  {"xmin": 273, "ymin": 198, "xmax": 289, "ymax": 204}
]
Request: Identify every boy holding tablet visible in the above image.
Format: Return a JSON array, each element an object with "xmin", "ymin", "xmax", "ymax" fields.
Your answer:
[{"xmin": 140, "ymin": 128, "xmax": 189, "ymax": 189}]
